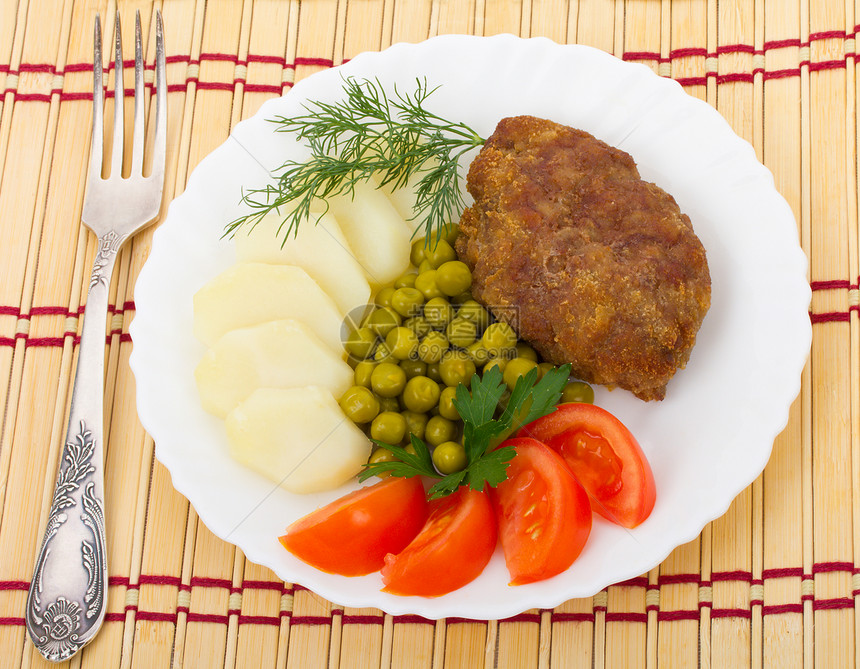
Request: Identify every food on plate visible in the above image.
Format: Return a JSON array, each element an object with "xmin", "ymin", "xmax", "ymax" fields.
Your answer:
[
  {"xmin": 206, "ymin": 80, "xmax": 672, "ymax": 595},
  {"xmin": 457, "ymin": 115, "xmax": 711, "ymax": 401},
  {"xmin": 234, "ymin": 207, "xmax": 371, "ymax": 316},
  {"xmin": 279, "ymin": 477, "xmax": 428, "ymax": 576},
  {"xmin": 225, "ymin": 386, "xmax": 371, "ymax": 494},
  {"xmin": 327, "ymin": 180, "xmax": 413, "ymax": 286},
  {"xmin": 518, "ymin": 402, "xmax": 655, "ymax": 528},
  {"xmin": 278, "ymin": 364, "xmax": 651, "ymax": 594},
  {"xmin": 193, "ymin": 263, "xmax": 344, "ymax": 351},
  {"xmin": 194, "ymin": 319, "xmax": 353, "ymax": 418},
  {"xmin": 380, "ymin": 486, "xmax": 497, "ymax": 597},
  {"xmin": 490, "ymin": 437, "xmax": 592, "ymax": 585}
]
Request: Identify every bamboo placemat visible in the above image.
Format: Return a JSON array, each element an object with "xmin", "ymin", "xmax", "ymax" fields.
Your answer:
[{"xmin": 0, "ymin": 0, "xmax": 856, "ymax": 667}]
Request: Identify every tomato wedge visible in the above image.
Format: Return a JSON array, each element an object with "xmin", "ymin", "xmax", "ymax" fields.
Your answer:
[
  {"xmin": 518, "ymin": 403, "xmax": 656, "ymax": 528},
  {"xmin": 381, "ymin": 487, "xmax": 497, "ymax": 597},
  {"xmin": 279, "ymin": 477, "xmax": 428, "ymax": 576},
  {"xmin": 489, "ymin": 437, "xmax": 592, "ymax": 585}
]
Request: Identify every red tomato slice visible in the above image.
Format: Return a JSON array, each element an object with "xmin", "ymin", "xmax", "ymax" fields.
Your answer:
[
  {"xmin": 279, "ymin": 477, "xmax": 428, "ymax": 576},
  {"xmin": 490, "ymin": 437, "xmax": 592, "ymax": 585},
  {"xmin": 518, "ymin": 403, "xmax": 656, "ymax": 528},
  {"xmin": 381, "ymin": 487, "xmax": 497, "ymax": 597}
]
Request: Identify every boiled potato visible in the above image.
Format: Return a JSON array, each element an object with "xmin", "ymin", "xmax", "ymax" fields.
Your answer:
[
  {"xmin": 234, "ymin": 209, "xmax": 371, "ymax": 317},
  {"xmin": 195, "ymin": 319, "xmax": 354, "ymax": 418},
  {"xmin": 193, "ymin": 263, "xmax": 344, "ymax": 352},
  {"xmin": 225, "ymin": 386, "xmax": 371, "ymax": 494},
  {"xmin": 375, "ymin": 173, "xmax": 425, "ymax": 239},
  {"xmin": 327, "ymin": 180, "xmax": 412, "ymax": 286}
]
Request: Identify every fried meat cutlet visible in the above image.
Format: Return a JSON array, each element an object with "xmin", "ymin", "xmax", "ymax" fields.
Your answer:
[{"xmin": 456, "ymin": 115, "xmax": 711, "ymax": 401}]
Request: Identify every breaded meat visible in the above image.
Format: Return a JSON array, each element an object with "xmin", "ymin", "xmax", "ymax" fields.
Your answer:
[{"xmin": 456, "ymin": 115, "xmax": 711, "ymax": 401}]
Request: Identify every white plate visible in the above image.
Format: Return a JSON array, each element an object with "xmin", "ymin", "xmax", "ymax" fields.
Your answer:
[{"xmin": 130, "ymin": 34, "xmax": 810, "ymax": 620}]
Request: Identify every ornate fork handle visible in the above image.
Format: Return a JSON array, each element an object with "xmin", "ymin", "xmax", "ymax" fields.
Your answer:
[{"xmin": 25, "ymin": 235, "xmax": 123, "ymax": 662}]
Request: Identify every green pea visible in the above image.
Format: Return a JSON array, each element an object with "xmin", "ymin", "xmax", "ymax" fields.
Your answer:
[
  {"xmin": 400, "ymin": 358, "xmax": 427, "ymax": 379},
  {"xmin": 515, "ymin": 342, "xmax": 539, "ymax": 361},
  {"xmin": 403, "ymin": 316, "xmax": 432, "ymax": 338},
  {"xmin": 424, "ymin": 297, "xmax": 454, "ymax": 330},
  {"xmin": 390, "ymin": 287, "xmax": 425, "ymax": 318},
  {"xmin": 442, "ymin": 222, "xmax": 459, "ymax": 245},
  {"xmin": 483, "ymin": 357, "xmax": 508, "ymax": 375},
  {"xmin": 424, "ymin": 238, "xmax": 457, "ymax": 268},
  {"xmin": 425, "ymin": 416, "xmax": 457, "ymax": 447},
  {"xmin": 353, "ymin": 360, "xmax": 376, "ymax": 388},
  {"xmin": 561, "ymin": 381, "xmax": 595, "ymax": 404},
  {"xmin": 394, "ymin": 272, "xmax": 417, "ymax": 289},
  {"xmin": 401, "ymin": 411, "xmax": 429, "ymax": 440},
  {"xmin": 375, "ymin": 286, "xmax": 397, "ymax": 309},
  {"xmin": 377, "ymin": 396, "xmax": 400, "ymax": 413},
  {"xmin": 414, "ymin": 269, "xmax": 444, "ymax": 300},
  {"xmin": 410, "ymin": 239, "xmax": 427, "ymax": 267},
  {"xmin": 536, "ymin": 362, "xmax": 555, "ymax": 380},
  {"xmin": 426, "ymin": 362, "xmax": 442, "ymax": 383},
  {"xmin": 364, "ymin": 306, "xmax": 401, "ymax": 337},
  {"xmin": 437, "ymin": 386, "xmax": 460, "ymax": 421},
  {"xmin": 338, "ymin": 386, "xmax": 380, "ymax": 424},
  {"xmin": 503, "ymin": 357, "xmax": 539, "ymax": 390},
  {"xmin": 385, "ymin": 326, "xmax": 419, "ymax": 360},
  {"xmin": 417, "ymin": 331, "xmax": 449, "ymax": 364},
  {"xmin": 401, "ymin": 375, "xmax": 441, "ymax": 413},
  {"xmin": 432, "ymin": 441, "xmax": 468, "ymax": 475},
  {"xmin": 457, "ymin": 300, "xmax": 490, "ymax": 331},
  {"xmin": 435, "ymin": 260, "xmax": 472, "ymax": 297},
  {"xmin": 417, "ymin": 258, "xmax": 433, "ymax": 273},
  {"xmin": 370, "ymin": 362, "xmax": 407, "ymax": 398},
  {"xmin": 368, "ymin": 447, "xmax": 396, "ymax": 476},
  {"xmin": 370, "ymin": 411, "xmax": 407, "ymax": 444},
  {"xmin": 446, "ymin": 317, "xmax": 477, "ymax": 348},
  {"xmin": 451, "ymin": 291, "xmax": 473, "ymax": 305},
  {"xmin": 343, "ymin": 327, "xmax": 377, "ymax": 359},
  {"xmin": 373, "ymin": 343, "xmax": 393, "ymax": 363},
  {"xmin": 438, "ymin": 350, "xmax": 477, "ymax": 388},
  {"xmin": 481, "ymin": 322, "xmax": 517, "ymax": 355},
  {"xmin": 465, "ymin": 341, "xmax": 490, "ymax": 367}
]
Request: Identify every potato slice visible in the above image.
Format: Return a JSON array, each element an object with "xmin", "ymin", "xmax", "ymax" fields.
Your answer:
[
  {"xmin": 226, "ymin": 386, "xmax": 371, "ymax": 494},
  {"xmin": 375, "ymin": 174, "xmax": 424, "ymax": 239},
  {"xmin": 233, "ymin": 209, "xmax": 371, "ymax": 317},
  {"xmin": 195, "ymin": 319, "xmax": 353, "ymax": 418},
  {"xmin": 193, "ymin": 263, "xmax": 345, "ymax": 352},
  {"xmin": 327, "ymin": 180, "xmax": 412, "ymax": 286}
]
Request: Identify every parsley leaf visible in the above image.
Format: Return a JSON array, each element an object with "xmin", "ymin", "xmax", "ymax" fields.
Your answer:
[
  {"xmin": 359, "ymin": 361, "xmax": 573, "ymax": 499},
  {"xmin": 357, "ymin": 434, "xmax": 436, "ymax": 483},
  {"xmin": 453, "ymin": 368, "xmax": 505, "ymax": 426}
]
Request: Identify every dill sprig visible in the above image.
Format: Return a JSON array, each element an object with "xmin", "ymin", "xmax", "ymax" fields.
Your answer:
[{"xmin": 224, "ymin": 76, "xmax": 486, "ymax": 246}]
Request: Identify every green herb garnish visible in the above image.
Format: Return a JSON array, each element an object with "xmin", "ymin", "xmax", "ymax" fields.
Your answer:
[
  {"xmin": 359, "ymin": 363, "xmax": 572, "ymax": 499},
  {"xmin": 224, "ymin": 76, "xmax": 486, "ymax": 247}
]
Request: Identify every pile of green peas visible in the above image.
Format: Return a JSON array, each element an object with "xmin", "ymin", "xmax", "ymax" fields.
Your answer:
[{"xmin": 338, "ymin": 232, "xmax": 594, "ymax": 477}]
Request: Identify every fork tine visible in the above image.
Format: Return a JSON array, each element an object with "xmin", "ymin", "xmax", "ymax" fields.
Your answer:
[
  {"xmin": 90, "ymin": 15, "xmax": 104, "ymax": 180},
  {"xmin": 131, "ymin": 11, "xmax": 145, "ymax": 175},
  {"xmin": 111, "ymin": 12, "xmax": 125, "ymax": 179},
  {"xmin": 152, "ymin": 10, "xmax": 167, "ymax": 181}
]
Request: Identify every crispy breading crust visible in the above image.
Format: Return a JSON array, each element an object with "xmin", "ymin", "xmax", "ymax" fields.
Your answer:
[{"xmin": 456, "ymin": 115, "xmax": 711, "ymax": 401}]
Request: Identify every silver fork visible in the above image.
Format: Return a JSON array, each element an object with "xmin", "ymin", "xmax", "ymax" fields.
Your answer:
[{"xmin": 25, "ymin": 11, "xmax": 166, "ymax": 663}]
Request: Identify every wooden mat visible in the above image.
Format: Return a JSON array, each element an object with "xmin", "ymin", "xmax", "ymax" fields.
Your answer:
[{"xmin": 0, "ymin": 0, "xmax": 856, "ymax": 667}]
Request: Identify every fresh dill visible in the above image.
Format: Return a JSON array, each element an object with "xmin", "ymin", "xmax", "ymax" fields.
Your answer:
[{"xmin": 224, "ymin": 76, "xmax": 486, "ymax": 247}]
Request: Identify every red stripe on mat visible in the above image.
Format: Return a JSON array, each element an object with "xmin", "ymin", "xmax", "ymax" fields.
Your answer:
[
  {"xmin": 605, "ymin": 612, "xmax": 648, "ymax": 623},
  {"xmin": 391, "ymin": 614, "xmax": 435, "ymax": 625},
  {"xmin": 4, "ymin": 31, "xmax": 860, "ymax": 101}
]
